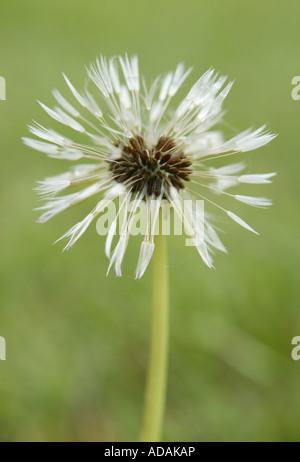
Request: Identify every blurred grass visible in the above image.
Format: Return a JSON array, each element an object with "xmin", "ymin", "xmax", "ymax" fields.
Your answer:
[{"xmin": 0, "ymin": 0, "xmax": 300, "ymax": 442}]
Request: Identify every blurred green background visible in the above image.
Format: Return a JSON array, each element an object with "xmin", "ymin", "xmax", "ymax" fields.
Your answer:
[{"xmin": 0, "ymin": 0, "xmax": 299, "ymax": 442}]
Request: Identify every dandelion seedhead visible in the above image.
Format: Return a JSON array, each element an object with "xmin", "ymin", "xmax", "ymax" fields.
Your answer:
[{"xmin": 24, "ymin": 55, "xmax": 276, "ymax": 278}]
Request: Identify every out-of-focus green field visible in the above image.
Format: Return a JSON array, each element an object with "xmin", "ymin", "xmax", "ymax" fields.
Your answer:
[{"xmin": 0, "ymin": 0, "xmax": 299, "ymax": 442}]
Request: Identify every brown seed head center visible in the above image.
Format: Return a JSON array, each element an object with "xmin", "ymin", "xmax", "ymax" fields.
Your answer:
[{"xmin": 109, "ymin": 135, "xmax": 192, "ymax": 197}]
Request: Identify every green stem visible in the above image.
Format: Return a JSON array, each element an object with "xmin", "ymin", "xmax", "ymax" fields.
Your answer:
[{"xmin": 140, "ymin": 233, "xmax": 169, "ymax": 442}]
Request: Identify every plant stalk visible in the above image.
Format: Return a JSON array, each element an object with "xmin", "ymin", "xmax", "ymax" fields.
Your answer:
[{"xmin": 140, "ymin": 233, "xmax": 169, "ymax": 442}]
